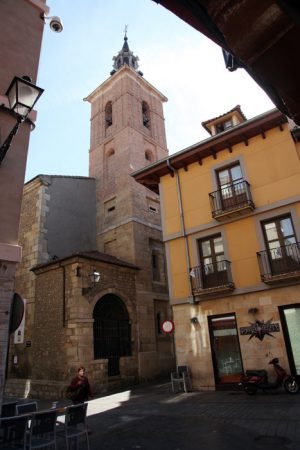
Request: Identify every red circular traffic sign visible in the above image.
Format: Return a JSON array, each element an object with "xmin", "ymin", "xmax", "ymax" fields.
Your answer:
[{"xmin": 161, "ymin": 319, "xmax": 174, "ymax": 334}]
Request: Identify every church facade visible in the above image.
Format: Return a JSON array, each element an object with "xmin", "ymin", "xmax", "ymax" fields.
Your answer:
[{"xmin": 6, "ymin": 36, "xmax": 174, "ymax": 399}]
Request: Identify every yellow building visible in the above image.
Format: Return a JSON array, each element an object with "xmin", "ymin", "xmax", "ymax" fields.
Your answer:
[{"xmin": 133, "ymin": 106, "xmax": 300, "ymax": 390}]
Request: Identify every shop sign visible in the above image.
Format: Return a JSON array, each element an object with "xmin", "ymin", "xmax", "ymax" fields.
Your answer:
[{"xmin": 240, "ymin": 318, "xmax": 280, "ymax": 341}]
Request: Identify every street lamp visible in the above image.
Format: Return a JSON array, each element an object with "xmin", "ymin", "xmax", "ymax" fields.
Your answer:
[
  {"xmin": 89, "ymin": 270, "xmax": 101, "ymax": 285},
  {"xmin": 77, "ymin": 266, "xmax": 101, "ymax": 295},
  {"xmin": 0, "ymin": 75, "xmax": 44, "ymax": 164}
]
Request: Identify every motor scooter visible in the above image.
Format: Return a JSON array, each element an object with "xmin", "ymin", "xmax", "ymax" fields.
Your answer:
[{"xmin": 239, "ymin": 357, "xmax": 300, "ymax": 395}]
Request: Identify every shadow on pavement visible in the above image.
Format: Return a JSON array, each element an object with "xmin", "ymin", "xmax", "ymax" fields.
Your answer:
[{"xmin": 79, "ymin": 381, "xmax": 300, "ymax": 450}]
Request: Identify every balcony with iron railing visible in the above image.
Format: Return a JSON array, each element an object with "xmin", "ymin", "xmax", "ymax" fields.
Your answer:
[
  {"xmin": 190, "ymin": 260, "xmax": 235, "ymax": 298},
  {"xmin": 209, "ymin": 180, "xmax": 255, "ymax": 220},
  {"xmin": 257, "ymin": 242, "xmax": 300, "ymax": 284}
]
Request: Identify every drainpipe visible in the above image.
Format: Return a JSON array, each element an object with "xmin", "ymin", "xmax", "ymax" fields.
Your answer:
[{"xmin": 166, "ymin": 159, "xmax": 195, "ymax": 303}]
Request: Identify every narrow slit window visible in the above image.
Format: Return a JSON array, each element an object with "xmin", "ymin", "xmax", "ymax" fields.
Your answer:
[
  {"xmin": 104, "ymin": 197, "xmax": 116, "ymax": 215},
  {"xmin": 152, "ymin": 252, "xmax": 160, "ymax": 282},
  {"xmin": 105, "ymin": 101, "xmax": 113, "ymax": 128},
  {"xmin": 142, "ymin": 101, "xmax": 150, "ymax": 128}
]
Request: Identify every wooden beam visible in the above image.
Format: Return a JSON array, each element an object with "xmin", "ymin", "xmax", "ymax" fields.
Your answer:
[
  {"xmin": 226, "ymin": 141, "xmax": 233, "ymax": 153},
  {"xmin": 260, "ymin": 128, "xmax": 266, "ymax": 139},
  {"xmin": 167, "ymin": 168, "xmax": 175, "ymax": 177}
]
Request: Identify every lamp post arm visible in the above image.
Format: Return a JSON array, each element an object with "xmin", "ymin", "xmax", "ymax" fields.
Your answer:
[{"xmin": 0, "ymin": 115, "xmax": 23, "ymax": 164}]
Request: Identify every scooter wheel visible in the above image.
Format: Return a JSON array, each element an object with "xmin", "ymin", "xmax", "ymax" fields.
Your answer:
[
  {"xmin": 284, "ymin": 377, "xmax": 300, "ymax": 394},
  {"xmin": 245, "ymin": 386, "xmax": 257, "ymax": 395}
]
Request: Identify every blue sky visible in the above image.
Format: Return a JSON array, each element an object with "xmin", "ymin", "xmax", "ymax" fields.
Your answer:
[{"xmin": 25, "ymin": 0, "xmax": 274, "ymax": 182}]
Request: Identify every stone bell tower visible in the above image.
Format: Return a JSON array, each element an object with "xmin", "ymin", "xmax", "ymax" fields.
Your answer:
[{"xmin": 84, "ymin": 34, "xmax": 174, "ymax": 378}]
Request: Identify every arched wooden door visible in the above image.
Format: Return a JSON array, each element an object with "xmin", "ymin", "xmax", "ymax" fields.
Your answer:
[{"xmin": 93, "ymin": 294, "xmax": 131, "ymax": 376}]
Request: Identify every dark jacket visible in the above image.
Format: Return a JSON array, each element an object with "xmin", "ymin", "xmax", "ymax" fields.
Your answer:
[{"xmin": 69, "ymin": 375, "xmax": 92, "ymax": 404}]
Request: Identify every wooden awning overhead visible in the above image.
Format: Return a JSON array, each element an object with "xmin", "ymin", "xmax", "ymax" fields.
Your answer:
[{"xmin": 152, "ymin": 0, "xmax": 300, "ymax": 125}]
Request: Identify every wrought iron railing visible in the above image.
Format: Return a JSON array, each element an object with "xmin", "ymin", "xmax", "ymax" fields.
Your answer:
[
  {"xmin": 257, "ymin": 242, "xmax": 300, "ymax": 281},
  {"xmin": 94, "ymin": 319, "xmax": 131, "ymax": 376},
  {"xmin": 190, "ymin": 260, "xmax": 234, "ymax": 293},
  {"xmin": 209, "ymin": 180, "xmax": 254, "ymax": 218}
]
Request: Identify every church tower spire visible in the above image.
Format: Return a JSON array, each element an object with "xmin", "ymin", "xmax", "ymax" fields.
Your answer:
[{"xmin": 110, "ymin": 28, "xmax": 143, "ymax": 76}]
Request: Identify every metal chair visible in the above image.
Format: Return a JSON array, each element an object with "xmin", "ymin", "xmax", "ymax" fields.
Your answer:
[
  {"xmin": 16, "ymin": 402, "xmax": 38, "ymax": 416},
  {"xmin": 171, "ymin": 365, "xmax": 192, "ymax": 393},
  {"xmin": 57, "ymin": 403, "xmax": 90, "ymax": 450},
  {"xmin": 27, "ymin": 409, "xmax": 57, "ymax": 450},
  {"xmin": 1, "ymin": 401, "xmax": 18, "ymax": 417},
  {"xmin": 0, "ymin": 414, "xmax": 28, "ymax": 449}
]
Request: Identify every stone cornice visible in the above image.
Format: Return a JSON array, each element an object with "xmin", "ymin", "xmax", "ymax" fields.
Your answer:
[
  {"xmin": 27, "ymin": 0, "xmax": 49, "ymax": 14},
  {"xmin": 97, "ymin": 216, "xmax": 162, "ymax": 237},
  {"xmin": 84, "ymin": 65, "xmax": 168, "ymax": 104},
  {"xmin": 0, "ymin": 243, "xmax": 22, "ymax": 263}
]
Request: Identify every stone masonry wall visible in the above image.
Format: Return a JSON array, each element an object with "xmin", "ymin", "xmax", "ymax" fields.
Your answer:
[
  {"xmin": 10, "ymin": 178, "xmax": 49, "ymax": 378},
  {"xmin": 0, "ymin": 261, "xmax": 17, "ymax": 400},
  {"xmin": 11, "ymin": 256, "xmax": 140, "ymax": 399},
  {"xmin": 32, "ymin": 267, "xmax": 67, "ymax": 381}
]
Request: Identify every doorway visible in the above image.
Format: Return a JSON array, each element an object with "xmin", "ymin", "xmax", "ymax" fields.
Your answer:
[
  {"xmin": 279, "ymin": 304, "xmax": 300, "ymax": 375},
  {"xmin": 208, "ymin": 314, "xmax": 243, "ymax": 387},
  {"xmin": 93, "ymin": 294, "xmax": 131, "ymax": 376}
]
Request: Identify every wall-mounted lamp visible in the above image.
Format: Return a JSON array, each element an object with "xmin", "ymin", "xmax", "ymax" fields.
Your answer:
[
  {"xmin": 0, "ymin": 76, "xmax": 44, "ymax": 164},
  {"xmin": 248, "ymin": 307, "xmax": 258, "ymax": 315},
  {"xmin": 89, "ymin": 270, "xmax": 101, "ymax": 285},
  {"xmin": 80, "ymin": 268, "xmax": 101, "ymax": 295},
  {"xmin": 40, "ymin": 13, "xmax": 63, "ymax": 33},
  {"xmin": 190, "ymin": 317, "xmax": 199, "ymax": 324}
]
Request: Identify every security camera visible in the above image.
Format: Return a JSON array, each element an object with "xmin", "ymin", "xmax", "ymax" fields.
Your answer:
[
  {"xmin": 40, "ymin": 13, "xmax": 63, "ymax": 33},
  {"xmin": 49, "ymin": 16, "xmax": 63, "ymax": 33}
]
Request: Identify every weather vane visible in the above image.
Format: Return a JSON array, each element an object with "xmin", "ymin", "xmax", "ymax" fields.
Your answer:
[{"xmin": 124, "ymin": 24, "xmax": 128, "ymax": 37}]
